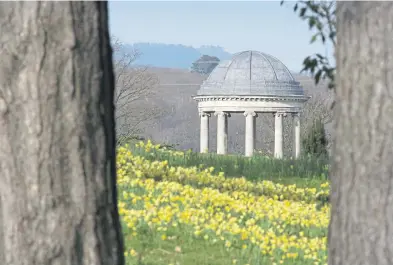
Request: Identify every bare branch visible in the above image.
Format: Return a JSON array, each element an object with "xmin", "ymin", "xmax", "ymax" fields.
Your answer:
[{"xmin": 111, "ymin": 37, "xmax": 161, "ymax": 139}]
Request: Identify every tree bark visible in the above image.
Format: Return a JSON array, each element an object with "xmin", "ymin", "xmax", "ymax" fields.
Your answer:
[
  {"xmin": 0, "ymin": 2, "xmax": 124, "ymax": 265},
  {"xmin": 329, "ymin": 2, "xmax": 393, "ymax": 265}
]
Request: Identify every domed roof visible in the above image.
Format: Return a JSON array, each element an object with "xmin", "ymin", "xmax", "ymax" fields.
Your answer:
[{"xmin": 197, "ymin": 50, "xmax": 304, "ymax": 96}]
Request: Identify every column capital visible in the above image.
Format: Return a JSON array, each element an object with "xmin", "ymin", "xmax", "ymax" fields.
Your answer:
[
  {"xmin": 243, "ymin": 111, "xmax": 258, "ymax": 117},
  {"xmin": 199, "ymin": 111, "xmax": 211, "ymax": 118},
  {"xmin": 274, "ymin": 112, "xmax": 287, "ymax": 117},
  {"xmin": 214, "ymin": 111, "xmax": 231, "ymax": 118},
  {"xmin": 291, "ymin": 112, "xmax": 300, "ymax": 118}
]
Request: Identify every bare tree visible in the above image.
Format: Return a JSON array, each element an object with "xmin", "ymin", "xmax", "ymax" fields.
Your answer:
[
  {"xmin": 301, "ymin": 89, "xmax": 334, "ymax": 150},
  {"xmin": 0, "ymin": 2, "xmax": 124, "ymax": 265},
  {"xmin": 112, "ymin": 38, "xmax": 160, "ymax": 143},
  {"xmin": 329, "ymin": 2, "xmax": 393, "ymax": 265}
]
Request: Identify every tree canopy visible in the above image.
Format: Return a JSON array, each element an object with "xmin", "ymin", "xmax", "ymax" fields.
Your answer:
[
  {"xmin": 190, "ymin": 55, "xmax": 220, "ymax": 75},
  {"xmin": 281, "ymin": 0, "xmax": 336, "ymax": 90}
]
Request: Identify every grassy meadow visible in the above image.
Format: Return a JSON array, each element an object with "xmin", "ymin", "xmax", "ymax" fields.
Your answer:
[{"xmin": 117, "ymin": 140, "xmax": 330, "ymax": 265}]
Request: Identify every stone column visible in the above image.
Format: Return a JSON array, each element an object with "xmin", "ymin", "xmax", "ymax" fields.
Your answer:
[
  {"xmin": 215, "ymin": 111, "xmax": 230, "ymax": 155},
  {"xmin": 292, "ymin": 113, "xmax": 301, "ymax": 158},
  {"xmin": 274, "ymin": 112, "xmax": 286, "ymax": 159},
  {"xmin": 253, "ymin": 115, "xmax": 257, "ymax": 151},
  {"xmin": 199, "ymin": 111, "xmax": 210, "ymax": 153},
  {"xmin": 244, "ymin": 111, "xmax": 257, "ymax": 157}
]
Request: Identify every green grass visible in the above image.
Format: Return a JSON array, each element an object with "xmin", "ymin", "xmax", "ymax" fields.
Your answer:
[
  {"xmin": 120, "ymin": 185, "xmax": 328, "ymax": 265},
  {"xmin": 129, "ymin": 145, "xmax": 329, "ymax": 188},
  {"xmin": 123, "ymin": 224, "xmax": 326, "ymax": 265},
  {"xmin": 119, "ymin": 140, "xmax": 329, "ymax": 265}
]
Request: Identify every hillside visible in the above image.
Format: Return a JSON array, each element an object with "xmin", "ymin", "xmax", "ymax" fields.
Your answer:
[
  {"xmin": 129, "ymin": 67, "xmax": 333, "ymax": 155},
  {"xmin": 119, "ymin": 43, "xmax": 232, "ymax": 69}
]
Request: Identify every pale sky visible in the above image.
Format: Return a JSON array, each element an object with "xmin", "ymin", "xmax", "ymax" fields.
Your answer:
[{"xmin": 108, "ymin": 1, "xmax": 334, "ymax": 72}]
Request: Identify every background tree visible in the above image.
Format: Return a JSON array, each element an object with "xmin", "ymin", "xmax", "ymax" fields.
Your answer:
[
  {"xmin": 0, "ymin": 2, "xmax": 124, "ymax": 265},
  {"xmin": 329, "ymin": 2, "xmax": 393, "ymax": 264},
  {"xmin": 302, "ymin": 117, "xmax": 328, "ymax": 158},
  {"xmin": 112, "ymin": 38, "xmax": 160, "ymax": 144},
  {"xmin": 190, "ymin": 55, "xmax": 220, "ymax": 75}
]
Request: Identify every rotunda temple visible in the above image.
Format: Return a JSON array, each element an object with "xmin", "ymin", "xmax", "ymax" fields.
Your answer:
[{"xmin": 193, "ymin": 50, "xmax": 310, "ymax": 158}]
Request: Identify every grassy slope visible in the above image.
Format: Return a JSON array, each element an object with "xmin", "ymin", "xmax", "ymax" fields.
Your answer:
[
  {"xmin": 128, "ymin": 142, "xmax": 329, "ymax": 188},
  {"xmin": 119, "ymin": 143, "xmax": 329, "ymax": 265}
]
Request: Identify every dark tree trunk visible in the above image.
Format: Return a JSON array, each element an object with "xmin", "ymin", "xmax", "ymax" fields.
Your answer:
[
  {"xmin": 0, "ymin": 2, "xmax": 124, "ymax": 265},
  {"xmin": 329, "ymin": 2, "xmax": 393, "ymax": 265}
]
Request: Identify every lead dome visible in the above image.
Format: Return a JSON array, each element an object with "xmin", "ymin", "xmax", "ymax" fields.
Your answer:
[{"xmin": 197, "ymin": 50, "xmax": 305, "ymax": 96}]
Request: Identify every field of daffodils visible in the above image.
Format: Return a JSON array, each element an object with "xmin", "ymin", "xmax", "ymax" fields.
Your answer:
[{"xmin": 117, "ymin": 143, "xmax": 330, "ymax": 265}]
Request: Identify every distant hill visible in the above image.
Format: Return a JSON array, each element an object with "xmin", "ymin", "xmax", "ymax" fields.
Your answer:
[
  {"xmin": 119, "ymin": 42, "xmax": 232, "ymax": 69},
  {"xmin": 196, "ymin": 45, "xmax": 232, "ymax": 61},
  {"xmin": 117, "ymin": 42, "xmax": 305, "ymax": 74}
]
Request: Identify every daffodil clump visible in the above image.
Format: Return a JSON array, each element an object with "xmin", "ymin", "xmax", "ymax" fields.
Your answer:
[
  {"xmin": 135, "ymin": 140, "xmax": 185, "ymax": 157},
  {"xmin": 117, "ymin": 145, "xmax": 330, "ymax": 265},
  {"xmin": 119, "ymin": 179, "xmax": 328, "ymax": 264},
  {"xmin": 118, "ymin": 145, "xmax": 330, "ymax": 203}
]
